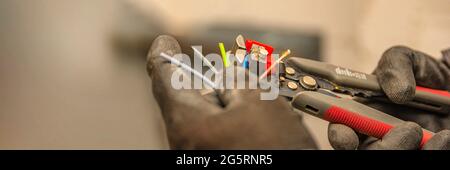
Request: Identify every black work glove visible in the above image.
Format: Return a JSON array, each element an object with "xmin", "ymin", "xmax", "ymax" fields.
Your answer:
[
  {"xmin": 147, "ymin": 35, "xmax": 317, "ymax": 149},
  {"xmin": 328, "ymin": 46, "xmax": 450, "ymax": 150}
]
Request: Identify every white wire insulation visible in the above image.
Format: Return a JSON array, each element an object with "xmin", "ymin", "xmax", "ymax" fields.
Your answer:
[
  {"xmin": 192, "ymin": 47, "xmax": 219, "ymax": 74},
  {"xmin": 160, "ymin": 52, "xmax": 217, "ymax": 89}
]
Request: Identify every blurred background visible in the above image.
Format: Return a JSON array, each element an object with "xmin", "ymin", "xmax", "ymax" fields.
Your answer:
[{"xmin": 0, "ymin": 0, "xmax": 449, "ymax": 149}]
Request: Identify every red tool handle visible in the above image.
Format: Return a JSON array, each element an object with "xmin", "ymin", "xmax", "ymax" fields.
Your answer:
[
  {"xmin": 324, "ymin": 106, "xmax": 433, "ymax": 148},
  {"xmin": 410, "ymin": 86, "xmax": 450, "ymax": 113},
  {"xmin": 416, "ymin": 86, "xmax": 450, "ymax": 98},
  {"xmin": 291, "ymin": 91, "xmax": 435, "ymax": 149}
]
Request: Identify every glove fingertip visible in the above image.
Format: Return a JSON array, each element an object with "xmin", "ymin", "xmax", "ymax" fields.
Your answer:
[
  {"xmin": 328, "ymin": 123, "xmax": 359, "ymax": 150},
  {"xmin": 147, "ymin": 35, "xmax": 182, "ymax": 75},
  {"xmin": 377, "ymin": 75, "xmax": 416, "ymax": 104},
  {"xmin": 423, "ymin": 130, "xmax": 450, "ymax": 150},
  {"xmin": 374, "ymin": 46, "xmax": 418, "ymax": 104},
  {"xmin": 374, "ymin": 122, "xmax": 422, "ymax": 150}
]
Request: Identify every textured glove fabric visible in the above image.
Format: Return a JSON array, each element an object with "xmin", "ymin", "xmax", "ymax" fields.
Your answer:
[{"xmin": 373, "ymin": 46, "xmax": 450, "ymax": 104}]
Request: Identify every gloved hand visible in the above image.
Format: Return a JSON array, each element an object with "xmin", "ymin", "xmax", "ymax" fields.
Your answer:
[
  {"xmin": 328, "ymin": 46, "xmax": 450, "ymax": 150},
  {"xmin": 147, "ymin": 35, "xmax": 317, "ymax": 149}
]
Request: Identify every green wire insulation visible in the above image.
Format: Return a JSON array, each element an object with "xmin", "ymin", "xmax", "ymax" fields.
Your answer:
[{"xmin": 218, "ymin": 42, "xmax": 229, "ymax": 68}]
